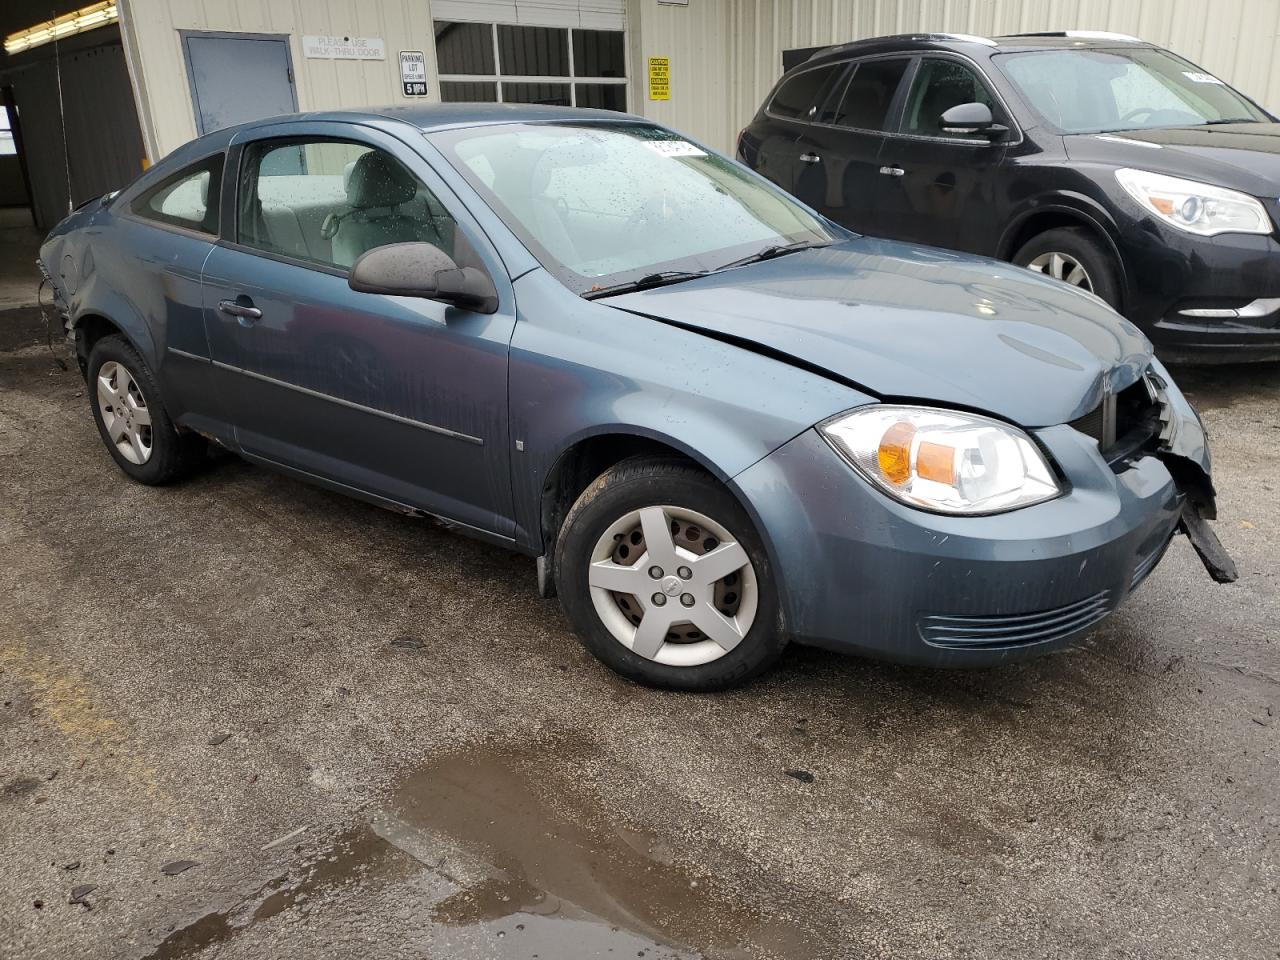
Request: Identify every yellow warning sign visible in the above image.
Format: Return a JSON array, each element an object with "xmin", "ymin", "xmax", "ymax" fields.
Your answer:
[{"xmin": 648, "ymin": 57, "xmax": 670, "ymax": 101}]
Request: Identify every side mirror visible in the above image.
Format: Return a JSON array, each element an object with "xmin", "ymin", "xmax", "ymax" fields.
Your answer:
[
  {"xmin": 348, "ymin": 242, "xmax": 499, "ymax": 314},
  {"xmin": 939, "ymin": 102, "xmax": 1008, "ymax": 140}
]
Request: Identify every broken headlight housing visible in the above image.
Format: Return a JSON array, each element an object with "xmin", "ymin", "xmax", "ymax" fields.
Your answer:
[{"xmin": 820, "ymin": 406, "xmax": 1062, "ymax": 515}]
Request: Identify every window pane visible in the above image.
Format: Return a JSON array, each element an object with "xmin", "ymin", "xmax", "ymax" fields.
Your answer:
[
  {"xmin": 575, "ymin": 83, "xmax": 626, "ymax": 111},
  {"xmin": 902, "ymin": 59, "xmax": 997, "ymax": 138},
  {"xmin": 441, "ymin": 81, "xmax": 498, "ymax": 102},
  {"xmin": 832, "ymin": 58, "xmax": 911, "ymax": 130},
  {"xmin": 498, "ymin": 25, "xmax": 569, "ymax": 77},
  {"xmin": 769, "ymin": 65, "xmax": 841, "ymax": 120},
  {"xmin": 573, "ymin": 30, "xmax": 624, "ymax": 78},
  {"xmin": 238, "ymin": 139, "xmax": 457, "ymax": 270},
  {"xmin": 132, "ymin": 154, "xmax": 223, "ymax": 234},
  {"xmin": 434, "ymin": 21, "xmax": 494, "ymax": 75},
  {"xmin": 502, "ymin": 82, "xmax": 570, "ymax": 106}
]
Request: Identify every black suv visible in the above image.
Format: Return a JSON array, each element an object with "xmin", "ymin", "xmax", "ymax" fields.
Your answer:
[{"xmin": 738, "ymin": 32, "xmax": 1280, "ymax": 362}]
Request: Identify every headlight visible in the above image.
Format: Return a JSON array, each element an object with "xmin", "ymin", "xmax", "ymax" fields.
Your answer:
[
  {"xmin": 820, "ymin": 406, "xmax": 1062, "ymax": 515},
  {"xmin": 1115, "ymin": 168, "xmax": 1272, "ymax": 236}
]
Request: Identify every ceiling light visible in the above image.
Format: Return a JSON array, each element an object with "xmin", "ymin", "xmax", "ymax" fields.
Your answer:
[{"xmin": 5, "ymin": 3, "xmax": 119, "ymax": 56}]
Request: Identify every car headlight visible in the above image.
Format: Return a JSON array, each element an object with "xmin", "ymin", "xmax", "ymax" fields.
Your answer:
[
  {"xmin": 819, "ymin": 406, "xmax": 1062, "ymax": 515},
  {"xmin": 1115, "ymin": 168, "xmax": 1272, "ymax": 236}
]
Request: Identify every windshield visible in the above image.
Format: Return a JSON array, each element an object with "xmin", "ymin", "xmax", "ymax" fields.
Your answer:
[
  {"xmin": 431, "ymin": 121, "xmax": 837, "ymax": 294},
  {"xmin": 994, "ymin": 47, "xmax": 1270, "ymax": 134}
]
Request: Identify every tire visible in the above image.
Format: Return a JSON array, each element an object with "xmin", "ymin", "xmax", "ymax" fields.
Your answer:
[
  {"xmin": 87, "ymin": 334, "xmax": 204, "ymax": 485},
  {"xmin": 1012, "ymin": 226, "xmax": 1122, "ymax": 310},
  {"xmin": 554, "ymin": 456, "xmax": 785, "ymax": 691}
]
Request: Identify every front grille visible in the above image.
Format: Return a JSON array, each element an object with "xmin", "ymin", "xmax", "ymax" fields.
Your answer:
[
  {"xmin": 1069, "ymin": 371, "xmax": 1167, "ymax": 468},
  {"xmin": 919, "ymin": 590, "xmax": 1114, "ymax": 650}
]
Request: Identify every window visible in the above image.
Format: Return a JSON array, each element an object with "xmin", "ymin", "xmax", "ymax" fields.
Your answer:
[
  {"xmin": 132, "ymin": 154, "xmax": 223, "ymax": 235},
  {"xmin": 236, "ymin": 138, "xmax": 458, "ymax": 271},
  {"xmin": 902, "ymin": 59, "xmax": 999, "ymax": 139},
  {"xmin": 995, "ymin": 48, "xmax": 1267, "ymax": 134},
  {"xmin": 433, "ymin": 20, "xmax": 627, "ymax": 110},
  {"xmin": 768, "ymin": 64, "xmax": 842, "ymax": 120},
  {"xmin": 0, "ymin": 106, "xmax": 15, "ymax": 156},
  {"xmin": 830, "ymin": 58, "xmax": 911, "ymax": 130},
  {"xmin": 435, "ymin": 121, "xmax": 835, "ymax": 294}
]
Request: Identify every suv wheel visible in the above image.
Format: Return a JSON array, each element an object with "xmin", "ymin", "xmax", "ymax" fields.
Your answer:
[
  {"xmin": 554, "ymin": 457, "xmax": 785, "ymax": 690},
  {"xmin": 1013, "ymin": 227, "xmax": 1121, "ymax": 310},
  {"xmin": 88, "ymin": 334, "xmax": 205, "ymax": 484}
]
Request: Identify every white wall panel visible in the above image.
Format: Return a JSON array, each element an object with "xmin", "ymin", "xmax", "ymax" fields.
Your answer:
[
  {"xmin": 628, "ymin": 0, "xmax": 1280, "ymax": 154},
  {"xmin": 123, "ymin": 0, "xmax": 438, "ymax": 158}
]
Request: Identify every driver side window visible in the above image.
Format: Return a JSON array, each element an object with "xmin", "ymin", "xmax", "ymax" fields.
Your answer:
[
  {"xmin": 236, "ymin": 138, "xmax": 458, "ymax": 270},
  {"xmin": 902, "ymin": 59, "xmax": 1000, "ymax": 140}
]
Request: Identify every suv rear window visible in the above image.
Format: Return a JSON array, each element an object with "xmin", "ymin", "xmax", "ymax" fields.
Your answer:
[
  {"xmin": 830, "ymin": 58, "xmax": 911, "ymax": 130},
  {"xmin": 769, "ymin": 64, "xmax": 842, "ymax": 120}
]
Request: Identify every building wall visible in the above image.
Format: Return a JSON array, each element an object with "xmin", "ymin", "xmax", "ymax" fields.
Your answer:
[
  {"xmin": 122, "ymin": 0, "xmax": 1280, "ymax": 160},
  {"xmin": 122, "ymin": 0, "xmax": 439, "ymax": 159},
  {"xmin": 629, "ymin": 0, "xmax": 1280, "ymax": 153}
]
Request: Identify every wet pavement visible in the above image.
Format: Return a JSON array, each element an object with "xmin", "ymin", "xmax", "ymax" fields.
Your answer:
[{"xmin": 1, "ymin": 239, "xmax": 1278, "ymax": 958}]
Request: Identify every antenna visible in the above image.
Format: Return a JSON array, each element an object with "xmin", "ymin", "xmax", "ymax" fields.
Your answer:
[{"xmin": 52, "ymin": 7, "xmax": 73, "ymax": 214}]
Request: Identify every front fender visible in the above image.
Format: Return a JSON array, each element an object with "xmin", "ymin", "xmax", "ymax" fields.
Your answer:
[{"xmin": 507, "ymin": 269, "xmax": 869, "ymax": 553}]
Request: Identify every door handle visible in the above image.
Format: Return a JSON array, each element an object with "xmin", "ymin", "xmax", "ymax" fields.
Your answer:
[
  {"xmin": 879, "ymin": 165, "xmax": 905, "ymax": 177},
  {"xmin": 799, "ymin": 152, "xmax": 822, "ymax": 164},
  {"xmin": 219, "ymin": 298, "xmax": 262, "ymax": 325}
]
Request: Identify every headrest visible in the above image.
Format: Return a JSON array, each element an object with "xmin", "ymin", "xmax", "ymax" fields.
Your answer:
[
  {"xmin": 346, "ymin": 151, "xmax": 417, "ymax": 209},
  {"xmin": 200, "ymin": 171, "xmax": 209, "ymax": 207}
]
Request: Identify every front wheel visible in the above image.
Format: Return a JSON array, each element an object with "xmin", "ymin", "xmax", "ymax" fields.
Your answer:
[
  {"xmin": 1012, "ymin": 226, "xmax": 1122, "ymax": 311},
  {"xmin": 554, "ymin": 458, "xmax": 785, "ymax": 690}
]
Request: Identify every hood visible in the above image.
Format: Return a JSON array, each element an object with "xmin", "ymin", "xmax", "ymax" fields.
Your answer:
[
  {"xmin": 605, "ymin": 238, "xmax": 1152, "ymax": 427},
  {"xmin": 1065, "ymin": 122, "xmax": 1280, "ymax": 194}
]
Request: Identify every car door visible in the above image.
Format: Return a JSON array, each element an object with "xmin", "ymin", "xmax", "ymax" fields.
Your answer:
[
  {"xmin": 201, "ymin": 121, "xmax": 518, "ymax": 539},
  {"xmin": 791, "ymin": 56, "xmax": 913, "ymax": 232},
  {"xmin": 874, "ymin": 55, "xmax": 1013, "ymax": 251},
  {"xmin": 748, "ymin": 61, "xmax": 847, "ymax": 194}
]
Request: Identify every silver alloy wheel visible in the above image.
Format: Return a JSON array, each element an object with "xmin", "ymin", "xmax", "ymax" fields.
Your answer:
[
  {"xmin": 587, "ymin": 504, "xmax": 759, "ymax": 668},
  {"xmin": 1026, "ymin": 251, "xmax": 1094, "ymax": 291},
  {"xmin": 96, "ymin": 360, "xmax": 153, "ymax": 465}
]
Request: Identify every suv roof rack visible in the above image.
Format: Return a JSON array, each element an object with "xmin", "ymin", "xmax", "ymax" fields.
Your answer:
[{"xmin": 1006, "ymin": 30, "xmax": 1143, "ymax": 42}]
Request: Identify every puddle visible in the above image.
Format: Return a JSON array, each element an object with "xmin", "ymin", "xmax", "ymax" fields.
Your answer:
[
  {"xmin": 385, "ymin": 749, "xmax": 815, "ymax": 959},
  {"xmin": 144, "ymin": 749, "xmax": 817, "ymax": 960},
  {"xmin": 142, "ymin": 824, "xmax": 413, "ymax": 960}
]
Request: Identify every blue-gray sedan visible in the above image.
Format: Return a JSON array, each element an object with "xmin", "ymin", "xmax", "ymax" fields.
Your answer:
[{"xmin": 38, "ymin": 104, "xmax": 1234, "ymax": 689}]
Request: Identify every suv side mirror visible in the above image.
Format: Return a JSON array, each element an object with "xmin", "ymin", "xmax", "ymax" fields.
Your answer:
[
  {"xmin": 939, "ymin": 102, "xmax": 1009, "ymax": 140},
  {"xmin": 348, "ymin": 242, "xmax": 499, "ymax": 314}
]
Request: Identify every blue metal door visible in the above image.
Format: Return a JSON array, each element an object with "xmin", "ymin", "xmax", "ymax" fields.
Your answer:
[{"xmin": 182, "ymin": 33, "xmax": 297, "ymax": 136}]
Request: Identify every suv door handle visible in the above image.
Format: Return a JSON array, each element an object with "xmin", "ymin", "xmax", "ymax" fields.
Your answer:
[
  {"xmin": 879, "ymin": 165, "xmax": 905, "ymax": 177},
  {"xmin": 799, "ymin": 152, "xmax": 821, "ymax": 164},
  {"xmin": 219, "ymin": 298, "xmax": 263, "ymax": 325}
]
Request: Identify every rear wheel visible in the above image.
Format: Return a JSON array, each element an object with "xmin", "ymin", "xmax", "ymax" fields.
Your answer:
[
  {"xmin": 87, "ymin": 335, "xmax": 204, "ymax": 484},
  {"xmin": 1013, "ymin": 227, "xmax": 1121, "ymax": 310},
  {"xmin": 554, "ymin": 457, "xmax": 785, "ymax": 690}
]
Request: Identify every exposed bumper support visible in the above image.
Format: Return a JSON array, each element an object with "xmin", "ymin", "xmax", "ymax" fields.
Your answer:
[{"xmin": 1178, "ymin": 502, "xmax": 1238, "ymax": 584}]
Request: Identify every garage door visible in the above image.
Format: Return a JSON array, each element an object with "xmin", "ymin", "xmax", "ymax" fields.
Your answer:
[{"xmin": 432, "ymin": 0, "xmax": 627, "ymax": 111}]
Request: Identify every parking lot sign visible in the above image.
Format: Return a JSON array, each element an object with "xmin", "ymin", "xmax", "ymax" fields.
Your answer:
[{"xmin": 400, "ymin": 50, "xmax": 427, "ymax": 97}]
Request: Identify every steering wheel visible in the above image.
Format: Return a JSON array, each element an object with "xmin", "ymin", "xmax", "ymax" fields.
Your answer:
[{"xmin": 1120, "ymin": 107, "xmax": 1160, "ymax": 124}]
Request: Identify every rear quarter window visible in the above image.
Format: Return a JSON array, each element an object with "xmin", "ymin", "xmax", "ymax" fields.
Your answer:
[
  {"xmin": 768, "ymin": 64, "xmax": 842, "ymax": 120},
  {"xmin": 131, "ymin": 153, "xmax": 224, "ymax": 235}
]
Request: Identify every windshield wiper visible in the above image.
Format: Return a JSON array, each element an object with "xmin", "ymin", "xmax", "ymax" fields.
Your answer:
[
  {"xmin": 582, "ymin": 270, "xmax": 709, "ymax": 300},
  {"xmin": 714, "ymin": 239, "xmax": 833, "ymax": 272},
  {"xmin": 1201, "ymin": 118, "xmax": 1261, "ymax": 126}
]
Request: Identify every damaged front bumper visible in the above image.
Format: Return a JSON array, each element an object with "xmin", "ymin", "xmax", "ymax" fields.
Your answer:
[{"xmin": 731, "ymin": 359, "xmax": 1235, "ymax": 667}]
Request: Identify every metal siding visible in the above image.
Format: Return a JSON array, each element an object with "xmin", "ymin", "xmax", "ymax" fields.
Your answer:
[
  {"xmin": 628, "ymin": 0, "xmax": 1280, "ymax": 153},
  {"xmin": 10, "ymin": 38, "xmax": 146, "ymax": 229},
  {"xmin": 124, "ymin": 0, "xmax": 438, "ymax": 158}
]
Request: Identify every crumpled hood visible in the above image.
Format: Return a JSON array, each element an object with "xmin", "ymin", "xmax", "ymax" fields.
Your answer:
[{"xmin": 606, "ymin": 238, "xmax": 1152, "ymax": 427}]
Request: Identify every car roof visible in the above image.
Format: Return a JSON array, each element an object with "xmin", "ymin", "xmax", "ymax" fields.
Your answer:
[{"xmin": 803, "ymin": 31, "xmax": 1155, "ymax": 65}]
